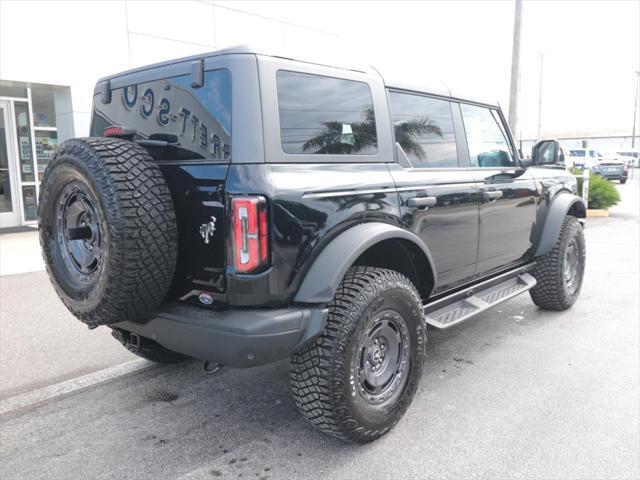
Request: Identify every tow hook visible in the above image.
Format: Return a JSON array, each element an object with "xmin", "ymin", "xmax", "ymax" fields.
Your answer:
[
  {"xmin": 202, "ymin": 360, "xmax": 223, "ymax": 374},
  {"xmin": 130, "ymin": 332, "xmax": 141, "ymax": 349}
]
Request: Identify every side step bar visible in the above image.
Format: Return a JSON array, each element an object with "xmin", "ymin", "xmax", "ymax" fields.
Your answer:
[{"xmin": 424, "ymin": 268, "xmax": 537, "ymax": 329}]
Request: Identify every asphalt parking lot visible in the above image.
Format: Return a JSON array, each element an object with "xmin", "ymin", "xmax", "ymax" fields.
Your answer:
[{"xmin": 1, "ymin": 177, "xmax": 638, "ymax": 479}]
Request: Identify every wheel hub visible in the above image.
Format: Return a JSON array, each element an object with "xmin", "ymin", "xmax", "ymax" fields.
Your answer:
[
  {"xmin": 563, "ymin": 238, "xmax": 580, "ymax": 294},
  {"xmin": 55, "ymin": 183, "xmax": 103, "ymax": 282},
  {"xmin": 356, "ymin": 310, "xmax": 410, "ymax": 406}
]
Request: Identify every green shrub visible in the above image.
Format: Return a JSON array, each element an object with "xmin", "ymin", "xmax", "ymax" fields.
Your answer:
[
  {"xmin": 574, "ymin": 171, "xmax": 584, "ymax": 196},
  {"xmin": 576, "ymin": 172, "xmax": 621, "ymax": 210}
]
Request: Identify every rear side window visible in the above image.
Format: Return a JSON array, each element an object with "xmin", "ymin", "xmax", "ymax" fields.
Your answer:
[
  {"xmin": 276, "ymin": 71, "xmax": 377, "ymax": 155},
  {"xmin": 460, "ymin": 104, "xmax": 515, "ymax": 168},
  {"xmin": 388, "ymin": 91, "xmax": 458, "ymax": 168},
  {"xmin": 91, "ymin": 69, "xmax": 231, "ymax": 161},
  {"xmin": 570, "ymin": 150, "xmax": 586, "ymax": 157}
]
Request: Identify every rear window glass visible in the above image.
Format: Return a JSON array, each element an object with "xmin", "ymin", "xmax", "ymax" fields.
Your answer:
[
  {"xmin": 91, "ymin": 69, "xmax": 231, "ymax": 161},
  {"xmin": 570, "ymin": 150, "xmax": 585, "ymax": 157},
  {"xmin": 276, "ymin": 71, "xmax": 377, "ymax": 155},
  {"xmin": 388, "ymin": 91, "xmax": 458, "ymax": 168}
]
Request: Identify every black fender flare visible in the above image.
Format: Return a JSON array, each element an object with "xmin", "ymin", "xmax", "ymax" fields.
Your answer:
[
  {"xmin": 534, "ymin": 194, "xmax": 586, "ymax": 257},
  {"xmin": 294, "ymin": 222, "xmax": 437, "ymax": 304}
]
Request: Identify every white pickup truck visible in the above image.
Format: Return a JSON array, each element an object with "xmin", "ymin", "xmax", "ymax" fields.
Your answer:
[{"xmin": 567, "ymin": 148, "xmax": 605, "ymax": 169}]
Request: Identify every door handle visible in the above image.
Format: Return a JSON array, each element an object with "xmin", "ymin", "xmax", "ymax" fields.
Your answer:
[
  {"xmin": 482, "ymin": 190, "xmax": 503, "ymax": 202},
  {"xmin": 407, "ymin": 196, "xmax": 437, "ymax": 208}
]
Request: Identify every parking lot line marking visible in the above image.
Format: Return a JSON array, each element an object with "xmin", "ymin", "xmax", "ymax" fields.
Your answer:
[{"xmin": 0, "ymin": 359, "xmax": 153, "ymax": 416}]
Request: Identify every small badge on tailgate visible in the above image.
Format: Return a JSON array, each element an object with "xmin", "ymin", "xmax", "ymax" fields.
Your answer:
[{"xmin": 199, "ymin": 216, "xmax": 217, "ymax": 244}]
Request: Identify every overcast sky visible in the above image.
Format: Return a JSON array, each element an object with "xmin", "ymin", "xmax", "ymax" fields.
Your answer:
[{"xmin": 217, "ymin": 0, "xmax": 640, "ymax": 140}]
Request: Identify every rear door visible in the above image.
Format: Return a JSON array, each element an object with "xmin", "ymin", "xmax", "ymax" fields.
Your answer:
[
  {"xmin": 91, "ymin": 65, "xmax": 234, "ymax": 297},
  {"xmin": 387, "ymin": 90, "xmax": 480, "ymax": 293},
  {"xmin": 459, "ymin": 103, "xmax": 537, "ymax": 276}
]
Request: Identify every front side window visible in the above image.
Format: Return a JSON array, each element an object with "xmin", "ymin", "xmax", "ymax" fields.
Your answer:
[
  {"xmin": 276, "ymin": 71, "xmax": 377, "ymax": 155},
  {"xmin": 461, "ymin": 104, "xmax": 515, "ymax": 168},
  {"xmin": 92, "ymin": 69, "xmax": 231, "ymax": 161},
  {"xmin": 389, "ymin": 91, "xmax": 458, "ymax": 168}
]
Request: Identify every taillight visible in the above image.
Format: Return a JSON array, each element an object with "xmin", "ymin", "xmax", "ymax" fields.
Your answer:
[
  {"xmin": 103, "ymin": 126, "xmax": 136, "ymax": 138},
  {"xmin": 231, "ymin": 196, "xmax": 269, "ymax": 273}
]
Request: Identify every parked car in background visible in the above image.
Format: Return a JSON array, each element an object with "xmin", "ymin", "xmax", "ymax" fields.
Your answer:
[
  {"xmin": 592, "ymin": 156, "xmax": 628, "ymax": 183},
  {"xmin": 615, "ymin": 149, "xmax": 639, "ymax": 167}
]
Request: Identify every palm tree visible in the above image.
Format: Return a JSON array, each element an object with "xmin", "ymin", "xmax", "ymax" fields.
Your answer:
[
  {"xmin": 393, "ymin": 117, "xmax": 443, "ymax": 161},
  {"xmin": 302, "ymin": 108, "xmax": 377, "ymax": 154},
  {"xmin": 302, "ymin": 107, "xmax": 442, "ymax": 159}
]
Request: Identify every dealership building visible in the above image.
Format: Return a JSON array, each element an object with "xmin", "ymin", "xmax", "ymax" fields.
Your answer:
[
  {"xmin": 0, "ymin": 0, "xmax": 336, "ymax": 228},
  {"xmin": 2, "ymin": 2, "xmax": 637, "ymax": 228}
]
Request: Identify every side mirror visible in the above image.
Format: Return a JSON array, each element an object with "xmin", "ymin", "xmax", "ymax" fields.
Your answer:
[{"xmin": 531, "ymin": 139, "xmax": 561, "ymax": 166}]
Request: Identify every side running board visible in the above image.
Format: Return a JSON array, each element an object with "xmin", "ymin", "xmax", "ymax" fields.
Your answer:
[{"xmin": 424, "ymin": 269, "xmax": 537, "ymax": 329}]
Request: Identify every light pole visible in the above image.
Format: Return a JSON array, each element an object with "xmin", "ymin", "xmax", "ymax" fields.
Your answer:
[
  {"xmin": 508, "ymin": 0, "xmax": 522, "ymax": 135},
  {"xmin": 632, "ymin": 70, "xmax": 639, "ymax": 149},
  {"xmin": 537, "ymin": 53, "xmax": 544, "ymax": 141}
]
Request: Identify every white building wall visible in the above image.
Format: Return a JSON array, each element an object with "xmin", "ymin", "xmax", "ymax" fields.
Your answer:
[{"xmin": 0, "ymin": 0, "xmax": 338, "ymax": 141}]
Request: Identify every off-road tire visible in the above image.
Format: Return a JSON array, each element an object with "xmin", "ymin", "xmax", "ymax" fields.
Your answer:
[
  {"xmin": 530, "ymin": 216, "xmax": 585, "ymax": 310},
  {"xmin": 290, "ymin": 267, "xmax": 426, "ymax": 443},
  {"xmin": 111, "ymin": 329, "xmax": 188, "ymax": 364},
  {"xmin": 39, "ymin": 137, "xmax": 178, "ymax": 328}
]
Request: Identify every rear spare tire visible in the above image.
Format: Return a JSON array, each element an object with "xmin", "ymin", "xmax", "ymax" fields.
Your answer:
[{"xmin": 39, "ymin": 137, "xmax": 177, "ymax": 328}]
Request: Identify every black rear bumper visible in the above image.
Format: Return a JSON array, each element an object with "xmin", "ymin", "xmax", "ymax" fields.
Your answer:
[{"xmin": 114, "ymin": 303, "xmax": 328, "ymax": 368}]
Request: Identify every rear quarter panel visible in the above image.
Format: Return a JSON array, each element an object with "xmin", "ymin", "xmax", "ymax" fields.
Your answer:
[{"xmin": 224, "ymin": 163, "xmax": 400, "ymax": 305}]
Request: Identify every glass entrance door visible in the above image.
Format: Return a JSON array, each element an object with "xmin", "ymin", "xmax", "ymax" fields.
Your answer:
[{"xmin": 0, "ymin": 101, "xmax": 21, "ymax": 227}]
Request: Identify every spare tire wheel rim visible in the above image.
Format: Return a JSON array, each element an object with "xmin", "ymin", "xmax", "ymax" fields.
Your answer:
[
  {"xmin": 563, "ymin": 238, "xmax": 580, "ymax": 295},
  {"xmin": 356, "ymin": 309, "xmax": 410, "ymax": 406},
  {"xmin": 55, "ymin": 181, "xmax": 103, "ymax": 282}
]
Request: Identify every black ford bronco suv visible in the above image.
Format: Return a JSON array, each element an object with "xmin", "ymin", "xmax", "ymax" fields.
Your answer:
[{"xmin": 39, "ymin": 46, "xmax": 586, "ymax": 443}]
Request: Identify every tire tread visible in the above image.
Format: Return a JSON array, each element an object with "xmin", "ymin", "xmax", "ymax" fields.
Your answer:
[
  {"xmin": 290, "ymin": 266, "xmax": 425, "ymax": 443},
  {"xmin": 529, "ymin": 216, "xmax": 585, "ymax": 311},
  {"xmin": 39, "ymin": 137, "xmax": 178, "ymax": 328}
]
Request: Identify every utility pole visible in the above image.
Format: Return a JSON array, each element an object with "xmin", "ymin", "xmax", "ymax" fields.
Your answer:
[
  {"xmin": 508, "ymin": 0, "xmax": 522, "ymax": 135},
  {"xmin": 632, "ymin": 70, "xmax": 639, "ymax": 148},
  {"xmin": 537, "ymin": 53, "xmax": 544, "ymax": 141}
]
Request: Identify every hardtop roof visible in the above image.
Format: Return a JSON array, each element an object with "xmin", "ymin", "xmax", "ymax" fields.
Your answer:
[{"xmin": 96, "ymin": 45, "xmax": 498, "ymax": 108}]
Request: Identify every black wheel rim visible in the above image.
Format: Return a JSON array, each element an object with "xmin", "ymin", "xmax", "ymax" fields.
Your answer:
[
  {"xmin": 55, "ymin": 182, "xmax": 103, "ymax": 282},
  {"xmin": 356, "ymin": 309, "xmax": 410, "ymax": 406},
  {"xmin": 563, "ymin": 238, "xmax": 580, "ymax": 295}
]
